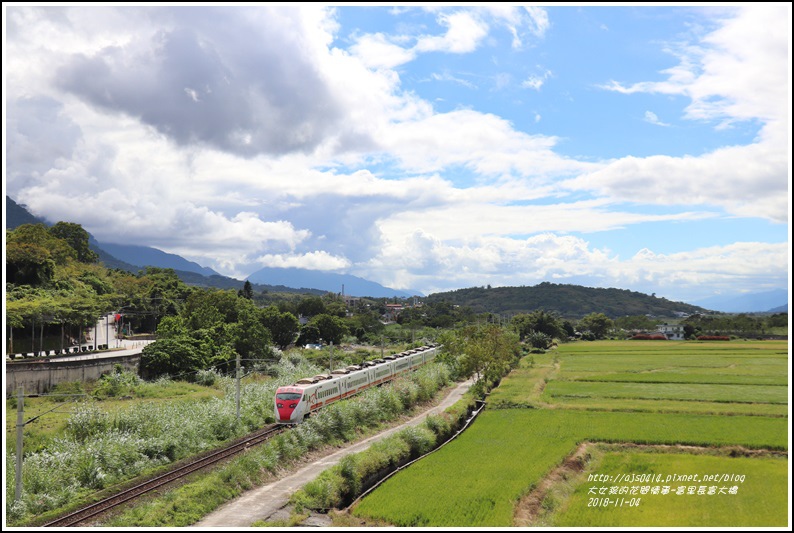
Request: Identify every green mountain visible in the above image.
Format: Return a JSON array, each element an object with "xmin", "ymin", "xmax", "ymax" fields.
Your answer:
[
  {"xmin": 5, "ymin": 196, "xmax": 323, "ymax": 296},
  {"xmin": 425, "ymin": 282, "xmax": 710, "ymax": 319},
  {"xmin": 6, "ymin": 196, "xmax": 47, "ymax": 227}
]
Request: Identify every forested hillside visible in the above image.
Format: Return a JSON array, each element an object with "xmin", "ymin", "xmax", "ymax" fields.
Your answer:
[{"xmin": 425, "ymin": 282, "xmax": 709, "ymax": 319}]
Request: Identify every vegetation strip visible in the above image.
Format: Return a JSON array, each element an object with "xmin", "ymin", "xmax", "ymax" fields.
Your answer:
[{"xmin": 344, "ymin": 399, "xmax": 485, "ymax": 510}]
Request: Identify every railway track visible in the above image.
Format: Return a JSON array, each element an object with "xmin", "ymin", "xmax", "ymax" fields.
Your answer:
[{"xmin": 43, "ymin": 424, "xmax": 285, "ymax": 527}]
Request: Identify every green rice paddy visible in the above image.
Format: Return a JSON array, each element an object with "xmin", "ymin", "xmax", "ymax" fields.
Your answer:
[
  {"xmin": 351, "ymin": 340, "xmax": 790, "ymax": 527},
  {"xmin": 554, "ymin": 451, "xmax": 788, "ymax": 527}
]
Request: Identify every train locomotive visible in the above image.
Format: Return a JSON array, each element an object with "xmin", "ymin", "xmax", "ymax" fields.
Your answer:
[{"xmin": 274, "ymin": 344, "xmax": 440, "ymax": 424}]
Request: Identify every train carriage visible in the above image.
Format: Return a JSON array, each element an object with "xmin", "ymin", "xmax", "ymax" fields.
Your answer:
[{"xmin": 274, "ymin": 344, "xmax": 439, "ymax": 424}]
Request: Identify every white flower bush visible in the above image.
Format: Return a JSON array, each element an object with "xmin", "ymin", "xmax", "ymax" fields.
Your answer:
[{"xmin": 6, "ymin": 353, "xmax": 451, "ymax": 524}]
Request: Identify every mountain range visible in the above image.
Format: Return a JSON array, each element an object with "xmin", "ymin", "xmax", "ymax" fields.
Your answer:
[
  {"xmin": 246, "ymin": 267, "xmax": 415, "ymax": 298},
  {"xmin": 692, "ymin": 289, "xmax": 788, "ymax": 314},
  {"xmin": 6, "ymin": 196, "xmax": 413, "ymax": 298},
  {"xmin": 5, "ymin": 195, "xmax": 789, "ymax": 310}
]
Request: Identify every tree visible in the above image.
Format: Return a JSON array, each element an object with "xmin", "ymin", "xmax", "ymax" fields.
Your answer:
[
  {"xmin": 7, "ymin": 223, "xmax": 76, "ymax": 265},
  {"xmin": 443, "ymin": 324, "xmax": 520, "ymax": 384},
  {"xmin": 5, "ymin": 241, "xmax": 56, "ymax": 286},
  {"xmin": 578, "ymin": 312, "xmax": 614, "ymax": 339},
  {"xmin": 49, "ymin": 221, "xmax": 98, "ymax": 263},
  {"xmin": 296, "ymin": 324, "xmax": 321, "ymax": 346},
  {"xmin": 511, "ymin": 310, "xmax": 565, "ymax": 341},
  {"xmin": 140, "ymin": 336, "xmax": 207, "ymax": 378},
  {"xmin": 526, "ymin": 331, "xmax": 551, "ymax": 351},
  {"xmin": 260, "ymin": 305, "xmax": 300, "ymax": 350},
  {"xmin": 297, "ymin": 296, "xmax": 326, "ymax": 318},
  {"xmin": 348, "ymin": 311, "xmax": 385, "ymax": 343},
  {"xmin": 238, "ymin": 280, "xmax": 254, "ymax": 300},
  {"xmin": 614, "ymin": 315, "xmax": 657, "ymax": 332},
  {"xmin": 310, "ymin": 313, "xmax": 349, "ymax": 346}
]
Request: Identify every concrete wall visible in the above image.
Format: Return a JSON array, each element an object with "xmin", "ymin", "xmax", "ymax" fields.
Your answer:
[{"xmin": 5, "ymin": 354, "xmax": 141, "ymax": 396}]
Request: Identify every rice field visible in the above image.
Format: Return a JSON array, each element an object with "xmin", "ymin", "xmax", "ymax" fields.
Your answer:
[
  {"xmin": 554, "ymin": 451, "xmax": 788, "ymax": 527},
  {"xmin": 351, "ymin": 340, "xmax": 789, "ymax": 527}
]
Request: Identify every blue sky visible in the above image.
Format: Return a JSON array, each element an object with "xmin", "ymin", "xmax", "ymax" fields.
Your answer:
[{"xmin": 3, "ymin": 4, "xmax": 791, "ymax": 303}]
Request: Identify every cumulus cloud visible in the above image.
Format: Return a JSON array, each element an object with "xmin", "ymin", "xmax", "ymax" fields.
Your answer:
[
  {"xmin": 414, "ymin": 11, "xmax": 489, "ymax": 54},
  {"xmin": 350, "ymin": 32, "xmax": 417, "ymax": 69},
  {"xmin": 5, "ymin": 5, "xmax": 787, "ymax": 302},
  {"xmin": 51, "ymin": 7, "xmax": 358, "ymax": 158},
  {"xmin": 382, "ymin": 109, "xmax": 597, "ymax": 178},
  {"xmin": 254, "ymin": 251, "xmax": 351, "ymax": 271},
  {"xmin": 583, "ymin": 5, "xmax": 790, "ymax": 222},
  {"xmin": 349, "ymin": 6, "xmax": 550, "ymax": 67},
  {"xmin": 366, "ymin": 232, "xmax": 788, "ymax": 302},
  {"xmin": 564, "ymin": 125, "xmax": 789, "ymax": 222}
]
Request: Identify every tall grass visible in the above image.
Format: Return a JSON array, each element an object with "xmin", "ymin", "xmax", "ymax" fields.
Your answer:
[
  {"xmin": 102, "ymin": 363, "xmax": 453, "ymax": 527},
  {"xmin": 5, "ymin": 354, "xmax": 324, "ymax": 523}
]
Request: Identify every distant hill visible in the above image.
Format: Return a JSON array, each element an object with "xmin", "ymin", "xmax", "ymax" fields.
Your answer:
[
  {"xmin": 6, "ymin": 196, "xmax": 49, "ymax": 227},
  {"xmin": 97, "ymin": 242, "xmax": 220, "ymax": 277},
  {"xmin": 692, "ymin": 289, "xmax": 788, "ymax": 313},
  {"xmin": 425, "ymin": 282, "xmax": 710, "ymax": 319},
  {"xmin": 247, "ymin": 267, "xmax": 419, "ymax": 298},
  {"xmin": 6, "ymin": 195, "xmax": 324, "ymax": 296}
]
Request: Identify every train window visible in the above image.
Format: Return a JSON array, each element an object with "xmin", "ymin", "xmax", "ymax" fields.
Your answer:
[{"xmin": 277, "ymin": 393, "xmax": 302, "ymax": 401}]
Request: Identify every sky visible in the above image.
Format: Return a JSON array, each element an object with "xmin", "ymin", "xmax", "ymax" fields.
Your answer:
[{"xmin": 3, "ymin": 3, "xmax": 791, "ymax": 304}]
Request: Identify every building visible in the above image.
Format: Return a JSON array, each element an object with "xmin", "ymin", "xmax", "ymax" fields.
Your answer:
[{"xmin": 657, "ymin": 323, "xmax": 685, "ymax": 340}]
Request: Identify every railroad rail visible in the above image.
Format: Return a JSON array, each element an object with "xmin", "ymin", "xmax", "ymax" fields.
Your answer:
[{"xmin": 43, "ymin": 424, "xmax": 285, "ymax": 527}]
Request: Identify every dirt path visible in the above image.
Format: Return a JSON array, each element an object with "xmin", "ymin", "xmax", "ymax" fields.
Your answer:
[{"xmin": 192, "ymin": 379, "xmax": 473, "ymax": 527}]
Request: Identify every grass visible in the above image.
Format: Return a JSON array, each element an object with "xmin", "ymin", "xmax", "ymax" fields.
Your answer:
[
  {"xmin": 542, "ymin": 397, "xmax": 789, "ymax": 417},
  {"xmin": 543, "ymin": 381, "xmax": 788, "ymax": 404},
  {"xmin": 6, "ymin": 378, "xmax": 222, "ymax": 455},
  {"xmin": 351, "ymin": 339, "xmax": 789, "ymax": 527},
  {"xmin": 96, "ymin": 364, "xmax": 453, "ymax": 527},
  {"xmin": 553, "ymin": 451, "xmax": 788, "ymax": 527},
  {"xmin": 352, "ymin": 409, "xmax": 788, "ymax": 526}
]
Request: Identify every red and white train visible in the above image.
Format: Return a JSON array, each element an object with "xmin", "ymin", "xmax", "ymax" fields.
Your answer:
[{"xmin": 274, "ymin": 344, "xmax": 440, "ymax": 424}]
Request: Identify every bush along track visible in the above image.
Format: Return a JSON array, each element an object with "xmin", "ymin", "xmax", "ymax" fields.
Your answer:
[{"xmin": 95, "ymin": 363, "xmax": 454, "ymax": 527}]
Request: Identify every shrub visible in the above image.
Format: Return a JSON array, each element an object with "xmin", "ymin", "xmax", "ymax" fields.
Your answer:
[
  {"xmin": 194, "ymin": 368, "xmax": 220, "ymax": 387},
  {"xmin": 630, "ymin": 334, "xmax": 668, "ymax": 340}
]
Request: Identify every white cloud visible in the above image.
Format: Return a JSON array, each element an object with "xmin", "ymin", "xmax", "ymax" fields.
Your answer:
[
  {"xmin": 602, "ymin": 6, "xmax": 789, "ymax": 126},
  {"xmin": 585, "ymin": 5, "xmax": 790, "ymax": 222},
  {"xmin": 643, "ymin": 111, "xmax": 669, "ymax": 126},
  {"xmin": 254, "ymin": 251, "xmax": 351, "ymax": 271},
  {"xmin": 378, "ymin": 198, "xmax": 714, "ymax": 244},
  {"xmin": 349, "ymin": 32, "xmax": 416, "ymax": 69},
  {"xmin": 366, "ymin": 231, "xmax": 788, "ymax": 302},
  {"xmin": 480, "ymin": 5, "xmax": 550, "ymax": 47},
  {"xmin": 414, "ymin": 11, "xmax": 489, "ymax": 54},
  {"xmin": 381, "ymin": 109, "xmax": 597, "ymax": 178},
  {"xmin": 522, "ymin": 70, "xmax": 551, "ymax": 91},
  {"xmin": 431, "ymin": 71, "xmax": 477, "ymax": 89},
  {"xmin": 563, "ymin": 123, "xmax": 789, "ymax": 222},
  {"xmin": 5, "ymin": 5, "xmax": 787, "ymax": 302}
]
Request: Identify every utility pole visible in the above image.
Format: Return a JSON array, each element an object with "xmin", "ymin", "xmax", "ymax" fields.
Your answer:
[
  {"xmin": 14, "ymin": 389, "xmax": 87, "ymax": 503},
  {"xmin": 15, "ymin": 387, "xmax": 23, "ymax": 502},
  {"xmin": 329, "ymin": 342, "xmax": 334, "ymax": 372},
  {"xmin": 235, "ymin": 351, "xmax": 241, "ymax": 422}
]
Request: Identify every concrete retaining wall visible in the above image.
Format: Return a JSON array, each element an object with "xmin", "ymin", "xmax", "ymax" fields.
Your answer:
[{"xmin": 5, "ymin": 354, "xmax": 142, "ymax": 396}]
